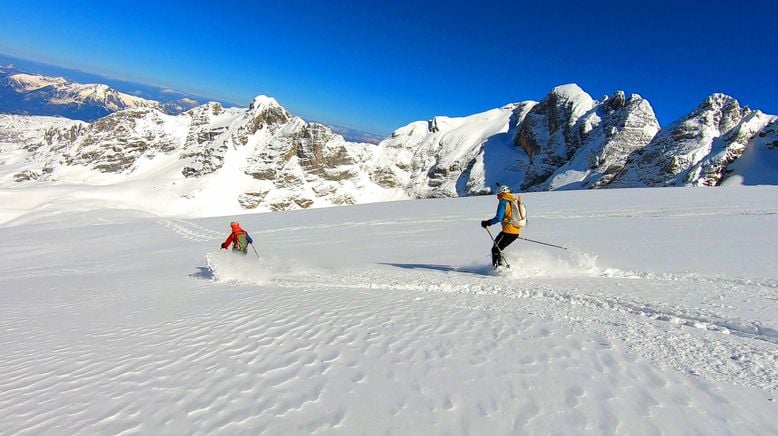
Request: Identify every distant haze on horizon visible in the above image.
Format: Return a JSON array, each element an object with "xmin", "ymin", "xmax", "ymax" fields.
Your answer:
[{"xmin": 1, "ymin": 1, "xmax": 777, "ymax": 136}]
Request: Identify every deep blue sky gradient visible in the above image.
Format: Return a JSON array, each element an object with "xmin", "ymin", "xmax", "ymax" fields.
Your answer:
[{"xmin": 1, "ymin": 0, "xmax": 776, "ymax": 135}]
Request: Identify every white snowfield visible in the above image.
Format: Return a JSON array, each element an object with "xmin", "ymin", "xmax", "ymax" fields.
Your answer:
[{"xmin": 1, "ymin": 186, "xmax": 777, "ymax": 434}]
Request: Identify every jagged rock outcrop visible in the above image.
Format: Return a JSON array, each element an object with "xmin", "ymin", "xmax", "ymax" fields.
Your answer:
[
  {"xmin": 0, "ymin": 114, "xmax": 86, "ymax": 184},
  {"xmin": 532, "ymin": 91, "xmax": 660, "ymax": 190},
  {"xmin": 63, "ymin": 108, "xmax": 187, "ymax": 173},
  {"xmin": 180, "ymin": 102, "xmax": 244, "ymax": 178},
  {"xmin": 608, "ymin": 94, "xmax": 749, "ymax": 188},
  {"xmin": 517, "ymin": 84, "xmax": 596, "ymax": 190}
]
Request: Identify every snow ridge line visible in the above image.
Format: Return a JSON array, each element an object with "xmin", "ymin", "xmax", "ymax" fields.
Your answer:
[{"xmin": 270, "ymin": 271, "xmax": 778, "ymax": 345}]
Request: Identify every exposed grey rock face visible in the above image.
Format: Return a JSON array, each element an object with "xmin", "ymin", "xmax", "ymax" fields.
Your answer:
[
  {"xmin": 517, "ymin": 84, "xmax": 596, "ymax": 190},
  {"xmin": 608, "ymin": 94, "xmax": 748, "ymax": 188},
  {"xmin": 0, "ymin": 114, "xmax": 86, "ymax": 184},
  {"xmin": 0, "ymin": 114, "xmax": 84, "ymax": 153},
  {"xmin": 583, "ymin": 92, "xmax": 661, "ymax": 188},
  {"xmin": 180, "ymin": 102, "xmax": 243, "ymax": 178},
  {"xmin": 532, "ymin": 91, "xmax": 660, "ymax": 190},
  {"xmin": 63, "ymin": 108, "xmax": 186, "ymax": 173},
  {"xmin": 685, "ymin": 111, "xmax": 777, "ymax": 186}
]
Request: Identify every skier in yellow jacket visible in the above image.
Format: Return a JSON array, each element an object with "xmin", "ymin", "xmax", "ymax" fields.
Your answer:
[{"xmin": 481, "ymin": 185, "xmax": 524, "ymax": 268}]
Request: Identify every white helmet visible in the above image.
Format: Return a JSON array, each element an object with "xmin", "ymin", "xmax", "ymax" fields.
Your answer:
[{"xmin": 498, "ymin": 185, "xmax": 511, "ymax": 194}]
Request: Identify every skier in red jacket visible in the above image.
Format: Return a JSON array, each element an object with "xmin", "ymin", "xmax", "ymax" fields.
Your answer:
[{"xmin": 221, "ymin": 221, "xmax": 254, "ymax": 255}]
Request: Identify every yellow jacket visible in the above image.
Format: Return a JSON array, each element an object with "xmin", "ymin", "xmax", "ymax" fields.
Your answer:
[{"xmin": 488, "ymin": 192, "xmax": 523, "ymax": 235}]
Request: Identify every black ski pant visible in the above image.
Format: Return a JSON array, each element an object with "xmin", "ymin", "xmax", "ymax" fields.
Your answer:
[{"xmin": 492, "ymin": 232, "xmax": 518, "ymax": 267}]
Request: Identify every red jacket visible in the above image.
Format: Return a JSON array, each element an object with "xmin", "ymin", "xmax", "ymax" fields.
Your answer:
[{"xmin": 221, "ymin": 227, "xmax": 253, "ymax": 249}]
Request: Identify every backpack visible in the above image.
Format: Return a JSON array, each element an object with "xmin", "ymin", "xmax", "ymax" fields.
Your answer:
[
  {"xmin": 507, "ymin": 196, "xmax": 527, "ymax": 228},
  {"xmin": 233, "ymin": 231, "xmax": 249, "ymax": 254}
]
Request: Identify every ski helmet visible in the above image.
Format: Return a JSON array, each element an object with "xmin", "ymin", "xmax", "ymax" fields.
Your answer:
[{"xmin": 498, "ymin": 185, "xmax": 511, "ymax": 194}]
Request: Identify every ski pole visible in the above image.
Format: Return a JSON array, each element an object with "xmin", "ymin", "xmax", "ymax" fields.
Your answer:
[
  {"xmin": 518, "ymin": 236, "xmax": 568, "ymax": 250},
  {"xmin": 250, "ymin": 243, "xmax": 260, "ymax": 259},
  {"xmin": 485, "ymin": 227, "xmax": 511, "ymax": 269}
]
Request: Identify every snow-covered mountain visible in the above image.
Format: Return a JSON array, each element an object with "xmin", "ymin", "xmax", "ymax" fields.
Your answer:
[
  {"xmin": 0, "ymin": 94, "xmax": 539, "ymax": 214},
  {"xmin": 1, "ymin": 84, "xmax": 776, "ymax": 219},
  {"xmin": 0, "ymin": 66, "xmax": 199, "ymax": 120},
  {"xmin": 519, "ymin": 86, "xmax": 661, "ymax": 191},
  {"xmin": 371, "ymin": 84, "xmax": 776, "ymax": 195},
  {"xmin": 0, "ymin": 96, "xmax": 405, "ymax": 217},
  {"xmin": 369, "ymin": 102, "xmax": 535, "ymax": 198},
  {"xmin": 608, "ymin": 94, "xmax": 778, "ymax": 188}
]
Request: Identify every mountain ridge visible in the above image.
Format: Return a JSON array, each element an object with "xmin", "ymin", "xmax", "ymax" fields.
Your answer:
[
  {"xmin": 1, "ymin": 82, "xmax": 776, "ymax": 218},
  {"xmin": 0, "ymin": 60, "xmax": 383, "ymax": 142},
  {"xmin": 0, "ymin": 65, "xmax": 201, "ymax": 120}
]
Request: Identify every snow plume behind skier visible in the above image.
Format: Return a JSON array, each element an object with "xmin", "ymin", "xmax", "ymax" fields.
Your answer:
[
  {"xmin": 206, "ymin": 250, "xmax": 272, "ymax": 284},
  {"xmin": 481, "ymin": 185, "xmax": 525, "ymax": 268}
]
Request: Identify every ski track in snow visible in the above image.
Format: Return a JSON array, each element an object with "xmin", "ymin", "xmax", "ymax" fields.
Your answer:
[
  {"xmin": 1, "ymin": 191, "xmax": 777, "ymax": 434},
  {"xmin": 166, "ymin": 216, "xmax": 778, "ymax": 394},
  {"xmin": 195, "ymin": 209, "xmax": 778, "ymax": 395},
  {"xmin": 279, "ymin": 270, "xmax": 778, "ymax": 343},
  {"xmin": 267, "ymin": 268, "xmax": 778, "ymax": 391},
  {"xmin": 159, "ymin": 219, "xmax": 222, "ymax": 242}
]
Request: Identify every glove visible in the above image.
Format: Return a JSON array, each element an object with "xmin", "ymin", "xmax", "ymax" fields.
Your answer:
[
  {"xmin": 481, "ymin": 220, "xmax": 490, "ymax": 228},
  {"xmin": 220, "ymin": 243, "xmax": 228, "ymax": 249}
]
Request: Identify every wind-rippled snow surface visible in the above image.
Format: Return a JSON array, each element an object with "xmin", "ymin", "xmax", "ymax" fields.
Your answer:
[{"xmin": 1, "ymin": 188, "xmax": 777, "ymax": 434}]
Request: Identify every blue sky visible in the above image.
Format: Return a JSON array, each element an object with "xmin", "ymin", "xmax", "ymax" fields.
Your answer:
[{"xmin": 1, "ymin": 0, "xmax": 776, "ymax": 135}]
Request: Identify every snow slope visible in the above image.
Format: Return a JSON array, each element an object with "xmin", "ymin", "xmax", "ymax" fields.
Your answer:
[
  {"xmin": 371, "ymin": 103, "xmax": 534, "ymax": 197},
  {"xmin": 1, "ymin": 187, "xmax": 777, "ymax": 434},
  {"xmin": 723, "ymin": 117, "xmax": 778, "ymax": 186}
]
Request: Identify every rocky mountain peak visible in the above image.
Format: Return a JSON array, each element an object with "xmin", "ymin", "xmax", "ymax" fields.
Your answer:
[
  {"xmin": 64, "ymin": 107, "xmax": 186, "ymax": 173},
  {"xmin": 607, "ymin": 93, "xmax": 760, "ymax": 188},
  {"xmin": 527, "ymin": 89, "xmax": 659, "ymax": 191},
  {"xmin": 694, "ymin": 93, "xmax": 744, "ymax": 134},
  {"xmin": 245, "ymin": 96, "xmax": 291, "ymax": 134},
  {"xmin": 2, "ymin": 84, "xmax": 775, "ymax": 215},
  {"xmin": 607, "ymin": 90, "xmax": 627, "ymax": 111},
  {"xmin": 517, "ymin": 84, "xmax": 596, "ymax": 188},
  {"xmin": 249, "ymin": 95, "xmax": 281, "ymax": 111}
]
